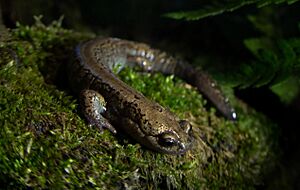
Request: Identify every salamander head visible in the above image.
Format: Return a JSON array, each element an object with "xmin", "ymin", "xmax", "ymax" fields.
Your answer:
[
  {"xmin": 155, "ymin": 120, "xmax": 193, "ymax": 154},
  {"xmin": 139, "ymin": 104, "xmax": 194, "ymax": 155}
]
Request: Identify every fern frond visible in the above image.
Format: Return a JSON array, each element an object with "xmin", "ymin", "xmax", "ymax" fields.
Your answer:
[
  {"xmin": 227, "ymin": 37, "xmax": 300, "ymax": 88},
  {"xmin": 164, "ymin": 0, "xmax": 299, "ymax": 20}
]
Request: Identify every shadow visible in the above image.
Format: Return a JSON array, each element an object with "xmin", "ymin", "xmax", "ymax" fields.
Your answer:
[{"xmin": 236, "ymin": 87, "xmax": 300, "ymax": 190}]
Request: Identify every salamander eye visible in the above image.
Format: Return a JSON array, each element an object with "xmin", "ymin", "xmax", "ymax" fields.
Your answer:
[{"xmin": 158, "ymin": 132, "xmax": 178, "ymax": 147}]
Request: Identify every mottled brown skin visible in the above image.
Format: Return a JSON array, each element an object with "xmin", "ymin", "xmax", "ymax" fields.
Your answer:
[{"xmin": 68, "ymin": 37, "xmax": 236, "ymax": 154}]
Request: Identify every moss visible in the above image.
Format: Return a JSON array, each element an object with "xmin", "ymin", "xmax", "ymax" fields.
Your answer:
[{"xmin": 0, "ymin": 17, "xmax": 279, "ymax": 189}]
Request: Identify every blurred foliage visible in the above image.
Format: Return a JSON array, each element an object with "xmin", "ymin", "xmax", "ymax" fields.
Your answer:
[
  {"xmin": 164, "ymin": 2, "xmax": 300, "ymax": 101},
  {"xmin": 225, "ymin": 37, "xmax": 300, "ymax": 89},
  {"xmin": 164, "ymin": 0, "xmax": 299, "ymax": 20},
  {"xmin": 271, "ymin": 76, "xmax": 300, "ymax": 104},
  {"xmin": 208, "ymin": 7, "xmax": 300, "ymax": 104}
]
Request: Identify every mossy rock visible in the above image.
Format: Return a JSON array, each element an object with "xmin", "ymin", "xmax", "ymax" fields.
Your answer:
[{"xmin": 0, "ymin": 17, "xmax": 278, "ymax": 189}]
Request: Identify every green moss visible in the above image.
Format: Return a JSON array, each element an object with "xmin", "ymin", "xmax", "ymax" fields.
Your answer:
[{"xmin": 0, "ymin": 17, "xmax": 278, "ymax": 189}]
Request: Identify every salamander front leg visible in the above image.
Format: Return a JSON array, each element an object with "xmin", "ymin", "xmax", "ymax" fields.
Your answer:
[{"xmin": 80, "ymin": 89, "xmax": 117, "ymax": 134}]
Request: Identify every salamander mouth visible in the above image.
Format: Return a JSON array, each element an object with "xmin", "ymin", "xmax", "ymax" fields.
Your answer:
[
  {"xmin": 162, "ymin": 136, "xmax": 193, "ymax": 155},
  {"xmin": 175, "ymin": 133, "xmax": 194, "ymax": 155}
]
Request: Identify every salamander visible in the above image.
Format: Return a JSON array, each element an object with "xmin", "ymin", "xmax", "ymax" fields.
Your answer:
[{"xmin": 68, "ymin": 37, "xmax": 236, "ymax": 155}]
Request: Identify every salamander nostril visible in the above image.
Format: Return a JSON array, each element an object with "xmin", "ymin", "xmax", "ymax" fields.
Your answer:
[{"xmin": 179, "ymin": 120, "xmax": 192, "ymax": 134}]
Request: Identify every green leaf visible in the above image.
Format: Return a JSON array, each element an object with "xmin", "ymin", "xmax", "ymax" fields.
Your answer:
[
  {"xmin": 271, "ymin": 77, "xmax": 300, "ymax": 104},
  {"xmin": 222, "ymin": 36, "xmax": 300, "ymax": 88},
  {"xmin": 164, "ymin": 0, "xmax": 299, "ymax": 21}
]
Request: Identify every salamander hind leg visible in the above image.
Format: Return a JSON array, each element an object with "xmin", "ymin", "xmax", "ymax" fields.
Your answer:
[{"xmin": 80, "ymin": 89, "xmax": 117, "ymax": 134}]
